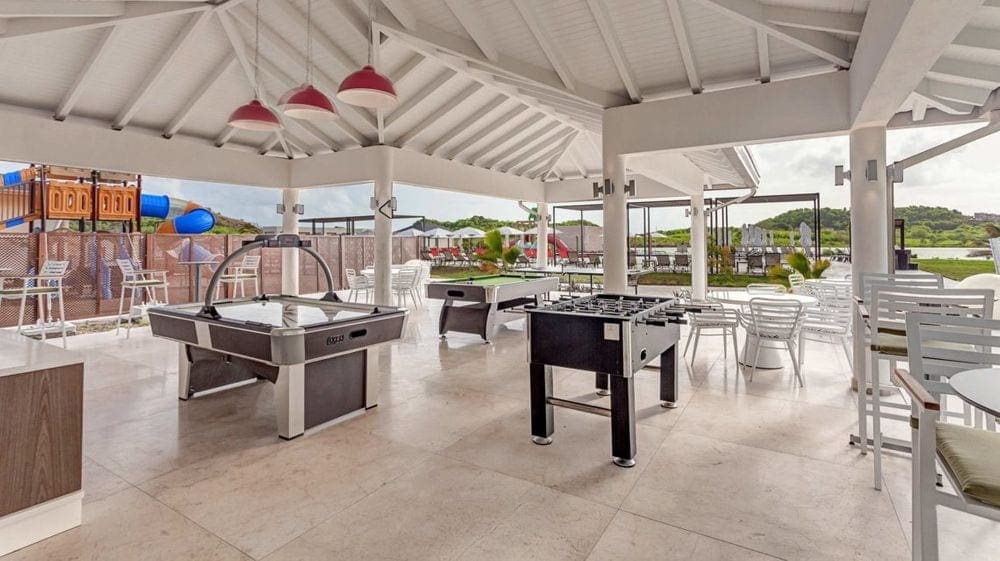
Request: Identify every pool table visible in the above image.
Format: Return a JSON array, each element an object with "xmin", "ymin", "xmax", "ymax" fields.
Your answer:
[{"xmin": 426, "ymin": 274, "xmax": 558, "ymax": 342}]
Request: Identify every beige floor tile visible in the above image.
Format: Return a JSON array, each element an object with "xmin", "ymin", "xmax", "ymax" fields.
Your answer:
[
  {"xmin": 443, "ymin": 409, "xmax": 669, "ymax": 508},
  {"xmin": 623, "ymin": 432, "xmax": 910, "ymax": 561},
  {"xmin": 587, "ymin": 511, "xmax": 781, "ymax": 561},
  {"xmin": 347, "ymin": 384, "xmax": 522, "ymax": 451},
  {"xmin": 881, "ymin": 453, "xmax": 1000, "ymax": 560},
  {"xmin": 460, "ymin": 486, "xmax": 616, "ymax": 561},
  {"xmin": 673, "ymin": 390, "xmax": 865, "ymax": 466},
  {"xmin": 3, "ymin": 488, "xmax": 251, "ymax": 561},
  {"xmin": 141, "ymin": 425, "xmax": 431, "ymax": 559},
  {"xmin": 82, "ymin": 456, "xmax": 131, "ymax": 504},
  {"xmin": 262, "ymin": 455, "xmax": 536, "ymax": 561}
]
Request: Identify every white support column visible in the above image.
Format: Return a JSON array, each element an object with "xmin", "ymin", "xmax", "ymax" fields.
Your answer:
[
  {"xmin": 602, "ymin": 153, "xmax": 628, "ymax": 292},
  {"xmin": 535, "ymin": 202, "xmax": 549, "ymax": 268},
  {"xmin": 690, "ymin": 188, "xmax": 707, "ymax": 301},
  {"xmin": 373, "ymin": 149, "xmax": 395, "ymax": 306},
  {"xmin": 849, "ymin": 126, "xmax": 889, "ymax": 292},
  {"xmin": 281, "ymin": 188, "xmax": 300, "ymax": 296}
]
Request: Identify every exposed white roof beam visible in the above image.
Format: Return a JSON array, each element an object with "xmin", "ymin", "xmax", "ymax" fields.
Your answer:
[
  {"xmin": 530, "ymin": 131, "xmax": 580, "ymax": 179},
  {"xmin": 0, "ymin": 2, "xmax": 208, "ymax": 40},
  {"xmin": 425, "ymin": 95, "xmax": 506, "ymax": 156},
  {"xmin": 492, "ymin": 77, "xmax": 602, "ymax": 117},
  {"xmin": 383, "ymin": 25, "xmax": 602, "ymax": 137},
  {"xmin": 755, "ymin": 30, "xmax": 770, "ymax": 84},
  {"xmin": 390, "ymin": 54, "xmax": 426, "ymax": 84},
  {"xmin": 0, "ymin": 1, "xmax": 125, "ymax": 18},
  {"xmin": 229, "ymin": 7, "xmax": 376, "ymax": 138},
  {"xmin": 918, "ymin": 79, "xmax": 992, "ymax": 106},
  {"xmin": 506, "ymin": 127, "xmax": 574, "ymax": 174},
  {"xmin": 214, "ymin": 126, "xmax": 237, "ymax": 148},
  {"xmin": 385, "ymin": 70, "xmax": 457, "ymax": 128},
  {"xmin": 692, "ymin": 0, "xmax": 850, "ymax": 68},
  {"xmin": 911, "ymin": 98, "xmax": 927, "ymax": 121},
  {"xmin": 443, "ymin": 0, "xmax": 498, "ymax": 62},
  {"xmin": 462, "ymin": 111, "xmax": 542, "ymax": 164},
  {"xmin": 446, "ymin": 105, "xmax": 532, "ymax": 161},
  {"xmin": 912, "ymin": 85, "xmax": 976, "ymax": 115},
  {"xmin": 319, "ymin": 0, "xmax": 367, "ymax": 42},
  {"xmin": 928, "ymin": 58, "xmax": 1000, "ymax": 89},
  {"xmin": 510, "ymin": 0, "xmax": 575, "ymax": 92},
  {"xmin": 378, "ymin": 0, "xmax": 416, "ymax": 30},
  {"xmin": 53, "ymin": 25, "xmax": 123, "ymax": 121},
  {"xmin": 376, "ymin": 18, "xmax": 625, "ymax": 108},
  {"xmin": 259, "ymin": 133, "xmax": 281, "ymax": 156},
  {"xmin": 665, "ymin": 0, "xmax": 702, "ymax": 94},
  {"xmin": 585, "ymin": 0, "xmax": 640, "ymax": 101},
  {"xmin": 394, "ymin": 82, "xmax": 483, "ymax": 147},
  {"xmin": 953, "ymin": 27, "xmax": 1000, "ymax": 53},
  {"xmin": 849, "ymin": 0, "xmax": 982, "ymax": 127},
  {"xmin": 113, "ymin": 9, "xmax": 211, "ymax": 130},
  {"xmin": 565, "ymin": 147, "xmax": 588, "ymax": 178},
  {"xmin": 763, "ymin": 6, "xmax": 863, "ymax": 36},
  {"xmin": 273, "ymin": 0, "xmax": 361, "ymax": 73},
  {"xmin": 490, "ymin": 122, "xmax": 564, "ymax": 171},
  {"xmin": 163, "ymin": 52, "xmax": 237, "ymax": 138}
]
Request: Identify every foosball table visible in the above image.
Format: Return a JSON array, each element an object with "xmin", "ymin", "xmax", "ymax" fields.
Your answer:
[{"xmin": 525, "ymin": 294, "xmax": 688, "ymax": 467}]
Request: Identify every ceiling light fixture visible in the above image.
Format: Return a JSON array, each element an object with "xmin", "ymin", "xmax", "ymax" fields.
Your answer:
[
  {"xmin": 228, "ymin": 0, "xmax": 282, "ymax": 131},
  {"xmin": 337, "ymin": 0, "xmax": 398, "ymax": 109},
  {"xmin": 279, "ymin": 0, "xmax": 338, "ymax": 120}
]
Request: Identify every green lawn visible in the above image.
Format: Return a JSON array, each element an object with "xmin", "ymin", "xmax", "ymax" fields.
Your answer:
[
  {"xmin": 912, "ymin": 259, "xmax": 995, "ymax": 281},
  {"xmin": 431, "ymin": 266, "xmax": 765, "ymax": 288}
]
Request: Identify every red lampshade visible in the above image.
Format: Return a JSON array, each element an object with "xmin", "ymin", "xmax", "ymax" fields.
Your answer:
[
  {"xmin": 280, "ymin": 84, "xmax": 339, "ymax": 120},
  {"xmin": 337, "ymin": 65, "xmax": 398, "ymax": 109},
  {"xmin": 228, "ymin": 99, "xmax": 282, "ymax": 131}
]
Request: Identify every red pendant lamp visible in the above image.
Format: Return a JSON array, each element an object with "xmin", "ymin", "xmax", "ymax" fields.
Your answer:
[
  {"xmin": 337, "ymin": 1, "xmax": 398, "ymax": 109},
  {"xmin": 279, "ymin": 0, "xmax": 339, "ymax": 120},
  {"xmin": 228, "ymin": 0, "xmax": 282, "ymax": 132}
]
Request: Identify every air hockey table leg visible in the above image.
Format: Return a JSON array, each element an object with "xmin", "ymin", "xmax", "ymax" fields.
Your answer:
[
  {"xmin": 595, "ymin": 372, "xmax": 610, "ymax": 396},
  {"xmin": 610, "ymin": 375, "xmax": 637, "ymax": 467},
  {"xmin": 276, "ymin": 364, "xmax": 306, "ymax": 440},
  {"xmin": 659, "ymin": 344, "xmax": 679, "ymax": 409},
  {"xmin": 177, "ymin": 344, "xmax": 192, "ymax": 400},
  {"xmin": 530, "ymin": 362, "xmax": 553, "ymax": 445}
]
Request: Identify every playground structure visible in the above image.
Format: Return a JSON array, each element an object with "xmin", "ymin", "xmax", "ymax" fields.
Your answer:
[{"xmin": 0, "ymin": 164, "xmax": 214, "ymax": 234}]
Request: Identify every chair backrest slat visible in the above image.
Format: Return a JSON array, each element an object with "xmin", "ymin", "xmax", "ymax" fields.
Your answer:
[{"xmin": 906, "ymin": 312, "xmax": 1000, "ymax": 396}]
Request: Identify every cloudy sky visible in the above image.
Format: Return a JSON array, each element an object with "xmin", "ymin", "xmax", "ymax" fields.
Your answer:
[{"xmin": 3, "ymin": 121, "xmax": 994, "ymax": 232}]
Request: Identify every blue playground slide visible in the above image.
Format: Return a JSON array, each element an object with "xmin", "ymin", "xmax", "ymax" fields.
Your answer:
[{"xmin": 139, "ymin": 193, "xmax": 215, "ymax": 234}]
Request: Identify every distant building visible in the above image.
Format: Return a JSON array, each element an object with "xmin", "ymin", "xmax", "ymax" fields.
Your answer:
[{"xmin": 973, "ymin": 212, "xmax": 1000, "ymax": 223}]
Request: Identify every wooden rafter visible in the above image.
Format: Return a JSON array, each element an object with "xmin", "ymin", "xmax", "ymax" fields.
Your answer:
[
  {"xmin": 510, "ymin": 0, "xmax": 575, "ymax": 92},
  {"xmin": 163, "ymin": 52, "xmax": 237, "ymax": 138},
  {"xmin": 445, "ymin": 105, "xmax": 531, "ymax": 161},
  {"xmin": 665, "ymin": 0, "xmax": 702, "ymax": 94},
  {"xmin": 54, "ymin": 25, "xmax": 123, "ymax": 120},
  {"xmin": 424, "ymin": 95, "xmax": 506, "ymax": 156},
  {"xmin": 395, "ymin": 82, "xmax": 484, "ymax": 147}
]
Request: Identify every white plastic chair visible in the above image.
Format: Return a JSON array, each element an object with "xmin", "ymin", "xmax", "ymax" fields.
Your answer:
[
  {"xmin": 392, "ymin": 266, "xmax": 419, "ymax": 307},
  {"xmin": 743, "ymin": 298, "xmax": 805, "ymax": 386},
  {"xmin": 345, "ymin": 268, "xmax": 371, "ymax": 302},
  {"xmin": 215, "ymin": 254, "xmax": 260, "ymax": 299},
  {"xmin": 0, "ymin": 260, "xmax": 70, "ymax": 348},
  {"xmin": 799, "ymin": 281, "xmax": 853, "ymax": 366},
  {"xmin": 896, "ymin": 312, "xmax": 1000, "ymax": 560},
  {"xmin": 788, "ymin": 272, "xmax": 806, "ymax": 293},
  {"xmin": 116, "ymin": 258, "xmax": 169, "ymax": 338},
  {"xmin": 862, "ymin": 286, "xmax": 993, "ymax": 490},
  {"xmin": 746, "ymin": 283, "xmax": 785, "ymax": 294},
  {"xmin": 684, "ymin": 305, "xmax": 739, "ymax": 367}
]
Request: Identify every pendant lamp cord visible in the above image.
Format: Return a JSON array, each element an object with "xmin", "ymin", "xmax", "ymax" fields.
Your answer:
[
  {"xmin": 306, "ymin": 0, "xmax": 313, "ymax": 84},
  {"xmin": 253, "ymin": 0, "xmax": 261, "ymax": 99}
]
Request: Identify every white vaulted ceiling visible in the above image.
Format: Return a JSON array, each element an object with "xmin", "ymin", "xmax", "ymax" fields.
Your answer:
[{"xmin": 0, "ymin": 0, "xmax": 996, "ymax": 192}]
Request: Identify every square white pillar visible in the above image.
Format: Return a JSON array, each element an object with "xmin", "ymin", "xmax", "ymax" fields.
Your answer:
[
  {"xmin": 849, "ymin": 126, "xmax": 889, "ymax": 292},
  {"xmin": 535, "ymin": 202, "xmax": 549, "ymax": 268},
  {"xmin": 373, "ymin": 149, "xmax": 395, "ymax": 306},
  {"xmin": 281, "ymin": 188, "xmax": 300, "ymax": 296},
  {"xmin": 690, "ymin": 190, "xmax": 707, "ymax": 301},
  {"xmin": 602, "ymin": 153, "xmax": 628, "ymax": 292}
]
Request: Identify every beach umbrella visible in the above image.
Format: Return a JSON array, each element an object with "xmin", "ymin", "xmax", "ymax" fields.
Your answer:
[
  {"xmin": 524, "ymin": 226, "xmax": 564, "ymax": 236},
  {"xmin": 397, "ymin": 228, "xmax": 424, "ymax": 237},
  {"xmin": 453, "ymin": 226, "xmax": 486, "ymax": 238},
  {"xmin": 423, "ymin": 227, "xmax": 453, "ymax": 248},
  {"xmin": 497, "ymin": 226, "xmax": 524, "ymax": 236}
]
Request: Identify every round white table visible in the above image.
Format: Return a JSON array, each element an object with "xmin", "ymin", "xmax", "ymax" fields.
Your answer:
[
  {"xmin": 708, "ymin": 290, "xmax": 818, "ymax": 369},
  {"xmin": 950, "ymin": 368, "xmax": 1000, "ymax": 418}
]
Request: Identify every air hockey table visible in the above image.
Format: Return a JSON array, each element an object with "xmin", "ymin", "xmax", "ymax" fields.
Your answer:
[
  {"xmin": 148, "ymin": 235, "xmax": 408, "ymax": 440},
  {"xmin": 426, "ymin": 274, "xmax": 558, "ymax": 342}
]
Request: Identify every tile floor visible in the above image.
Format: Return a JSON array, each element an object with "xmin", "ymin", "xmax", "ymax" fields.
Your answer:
[{"xmin": 5, "ymin": 287, "xmax": 999, "ymax": 560}]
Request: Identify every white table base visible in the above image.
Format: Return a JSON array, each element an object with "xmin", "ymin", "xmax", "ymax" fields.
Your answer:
[{"xmin": 739, "ymin": 334, "xmax": 787, "ymax": 369}]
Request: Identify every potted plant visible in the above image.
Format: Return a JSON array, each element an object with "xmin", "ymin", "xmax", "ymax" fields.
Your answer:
[{"xmin": 768, "ymin": 251, "xmax": 830, "ymax": 286}]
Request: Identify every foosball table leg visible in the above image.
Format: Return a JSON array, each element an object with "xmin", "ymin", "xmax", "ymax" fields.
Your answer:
[
  {"xmin": 659, "ymin": 344, "xmax": 679, "ymax": 409},
  {"xmin": 610, "ymin": 375, "xmax": 637, "ymax": 467},
  {"xmin": 530, "ymin": 362, "xmax": 554, "ymax": 445},
  {"xmin": 595, "ymin": 372, "xmax": 611, "ymax": 396}
]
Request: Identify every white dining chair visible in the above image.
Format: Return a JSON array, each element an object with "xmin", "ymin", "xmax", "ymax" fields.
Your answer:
[
  {"xmin": 0, "ymin": 260, "xmax": 70, "ymax": 348},
  {"xmin": 896, "ymin": 312, "xmax": 1000, "ymax": 560},
  {"xmin": 345, "ymin": 268, "xmax": 371, "ymax": 302},
  {"xmin": 798, "ymin": 281, "xmax": 853, "ymax": 366},
  {"xmin": 743, "ymin": 298, "xmax": 805, "ymax": 386},
  {"xmin": 116, "ymin": 258, "xmax": 169, "ymax": 339},
  {"xmin": 392, "ymin": 266, "xmax": 419, "ymax": 307},
  {"xmin": 684, "ymin": 305, "xmax": 740, "ymax": 367},
  {"xmin": 215, "ymin": 254, "xmax": 260, "ymax": 299}
]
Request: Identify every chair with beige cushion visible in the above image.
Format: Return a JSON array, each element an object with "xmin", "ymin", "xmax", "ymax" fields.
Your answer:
[
  {"xmin": 895, "ymin": 312, "xmax": 1000, "ymax": 560},
  {"xmin": 863, "ymin": 286, "xmax": 994, "ymax": 490},
  {"xmin": 0, "ymin": 260, "xmax": 70, "ymax": 348}
]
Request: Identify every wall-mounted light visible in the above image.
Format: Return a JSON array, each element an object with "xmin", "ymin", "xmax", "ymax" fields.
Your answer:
[
  {"xmin": 275, "ymin": 203, "xmax": 305, "ymax": 215},
  {"xmin": 624, "ymin": 179, "xmax": 636, "ymax": 197},
  {"xmin": 865, "ymin": 159, "xmax": 878, "ymax": 181},
  {"xmin": 834, "ymin": 165, "xmax": 850, "ymax": 186}
]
